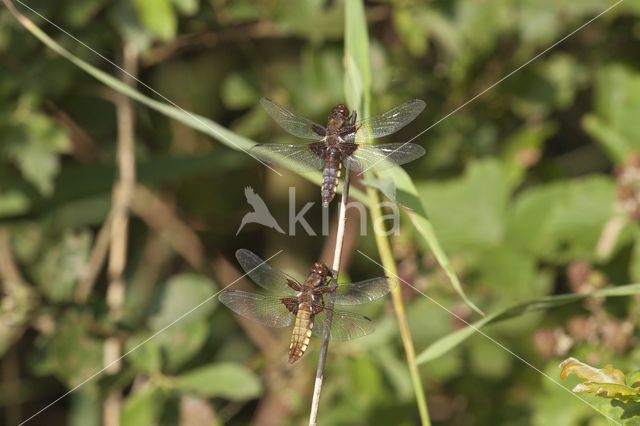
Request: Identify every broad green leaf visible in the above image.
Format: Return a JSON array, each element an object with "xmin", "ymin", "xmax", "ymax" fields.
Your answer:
[
  {"xmin": 133, "ymin": 0, "xmax": 177, "ymax": 40},
  {"xmin": 161, "ymin": 319, "xmax": 210, "ymax": 370},
  {"xmin": 417, "ymin": 159, "xmax": 509, "ymax": 251},
  {"xmin": 173, "ymin": 363, "xmax": 262, "ymax": 400},
  {"xmin": 584, "ymin": 65, "xmax": 640, "ymax": 163},
  {"xmin": 505, "ymin": 175, "xmax": 617, "ymax": 261},
  {"xmin": 560, "ymin": 357, "xmax": 640, "ymax": 402},
  {"xmin": 148, "ymin": 275, "xmax": 216, "ymax": 369},
  {"xmin": 150, "ymin": 274, "xmax": 217, "ymax": 329},
  {"xmin": 384, "ymin": 166, "xmax": 484, "ymax": 315},
  {"xmin": 4, "ymin": 112, "xmax": 69, "ymax": 196},
  {"xmin": 121, "ymin": 384, "xmax": 163, "ymax": 426},
  {"xmin": 416, "ymin": 283, "xmax": 640, "ymax": 364},
  {"xmin": 124, "ymin": 335, "xmax": 162, "ymax": 374}
]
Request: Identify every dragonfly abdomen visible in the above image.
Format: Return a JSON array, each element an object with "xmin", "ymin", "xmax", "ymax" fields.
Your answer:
[
  {"xmin": 289, "ymin": 303, "xmax": 314, "ymax": 363},
  {"xmin": 321, "ymin": 147, "xmax": 342, "ymax": 207}
]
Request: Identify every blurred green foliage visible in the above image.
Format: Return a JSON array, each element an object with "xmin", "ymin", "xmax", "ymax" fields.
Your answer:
[{"xmin": 1, "ymin": 0, "xmax": 640, "ymax": 425}]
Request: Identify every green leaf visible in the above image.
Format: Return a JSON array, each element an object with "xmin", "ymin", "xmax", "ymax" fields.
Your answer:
[
  {"xmin": 32, "ymin": 229, "xmax": 92, "ymax": 302},
  {"xmin": 147, "ymin": 275, "xmax": 216, "ymax": 369},
  {"xmin": 417, "ymin": 159, "xmax": 509, "ymax": 251},
  {"xmin": 150, "ymin": 274, "xmax": 217, "ymax": 329},
  {"xmin": 161, "ymin": 319, "xmax": 210, "ymax": 370},
  {"xmin": 4, "ymin": 113, "xmax": 69, "ymax": 196},
  {"xmin": 40, "ymin": 311, "xmax": 103, "ymax": 387},
  {"xmin": 133, "ymin": 0, "xmax": 177, "ymax": 40},
  {"xmin": 344, "ymin": 0, "xmax": 371, "ymax": 117},
  {"xmin": 4, "ymin": 11, "xmax": 369, "ymax": 208},
  {"xmin": 560, "ymin": 357, "xmax": 640, "ymax": 402},
  {"xmin": 173, "ymin": 363, "xmax": 262, "ymax": 400},
  {"xmin": 121, "ymin": 384, "xmax": 163, "ymax": 426},
  {"xmin": 124, "ymin": 335, "xmax": 162, "ymax": 374},
  {"xmin": 416, "ymin": 283, "xmax": 640, "ymax": 364},
  {"xmin": 382, "ymin": 166, "xmax": 484, "ymax": 315},
  {"xmin": 505, "ymin": 175, "xmax": 616, "ymax": 261},
  {"xmin": 584, "ymin": 64, "xmax": 640, "ymax": 163},
  {"xmin": 171, "ymin": 0, "xmax": 199, "ymax": 15}
]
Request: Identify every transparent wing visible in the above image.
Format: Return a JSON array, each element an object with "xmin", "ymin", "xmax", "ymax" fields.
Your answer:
[
  {"xmin": 354, "ymin": 99, "xmax": 425, "ymax": 140},
  {"xmin": 343, "ymin": 143, "xmax": 425, "ymax": 172},
  {"xmin": 311, "ymin": 308, "xmax": 375, "ymax": 341},
  {"xmin": 332, "ymin": 277, "xmax": 393, "ymax": 306},
  {"xmin": 260, "ymin": 97, "xmax": 324, "ymax": 140},
  {"xmin": 235, "ymin": 249, "xmax": 299, "ymax": 295},
  {"xmin": 218, "ymin": 290, "xmax": 294, "ymax": 328},
  {"xmin": 249, "ymin": 143, "xmax": 324, "ymax": 172}
]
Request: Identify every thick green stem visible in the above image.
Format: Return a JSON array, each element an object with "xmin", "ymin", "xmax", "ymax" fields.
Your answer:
[{"xmin": 367, "ymin": 188, "xmax": 431, "ymax": 426}]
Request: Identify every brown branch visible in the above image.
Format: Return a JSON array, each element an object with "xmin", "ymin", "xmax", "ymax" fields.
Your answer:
[
  {"xmin": 75, "ymin": 214, "xmax": 113, "ymax": 303},
  {"xmin": 130, "ymin": 185, "xmax": 206, "ymax": 271},
  {"xmin": 103, "ymin": 43, "xmax": 138, "ymax": 426}
]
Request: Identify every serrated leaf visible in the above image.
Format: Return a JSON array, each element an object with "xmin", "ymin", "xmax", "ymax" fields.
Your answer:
[
  {"xmin": 173, "ymin": 363, "xmax": 262, "ymax": 400},
  {"xmin": 417, "ymin": 283, "xmax": 640, "ymax": 364}
]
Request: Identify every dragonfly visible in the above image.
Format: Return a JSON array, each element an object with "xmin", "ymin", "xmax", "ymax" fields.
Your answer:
[
  {"xmin": 219, "ymin": 249, "xmax": 392, "ymax": 364},
  {"xmin": 252, "ymin": 97, "xmax": 426, "ymax": 206}
]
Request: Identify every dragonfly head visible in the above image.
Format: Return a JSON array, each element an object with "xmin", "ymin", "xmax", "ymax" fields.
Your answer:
[
  {"xmin": 309, "ymin": 262, "xmax": 331, "ymax": 281},
  {"xmin": 329, "ymin": 104, "xmax": 350, "ymax": 124}
]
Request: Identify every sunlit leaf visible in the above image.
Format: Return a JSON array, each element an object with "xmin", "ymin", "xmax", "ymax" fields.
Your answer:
[
  {"xmin": 560, "ymin": 357, "xmax": 640, "ymax": 402},
  {"xmin": 173, "ymin": 363, "xmax": 262, "ymax": 400},
  {"xmin": 133, "ymin": 0, "xmax": 176, "ymax": 40},
  {"xmin": 121, "ymin": 384, "xmax": 163, "ymax": 426}
]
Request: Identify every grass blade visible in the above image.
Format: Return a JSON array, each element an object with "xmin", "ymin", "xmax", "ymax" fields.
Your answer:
[
  {"xmin": 3, "ymin": 0, "xmax": 367, "ymax": 206},
  {"xmin": 344, "ymin": 1, "xmax": 431, "ymax": 424},
  {"xmin": 416, "ymin": 283, "xmax": 640, "ymax": 364}
]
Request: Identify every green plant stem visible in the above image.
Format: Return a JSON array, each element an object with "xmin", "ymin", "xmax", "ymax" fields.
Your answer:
[{"xmin": 367, "ymin": 187, "xmax": 431, "ymax": 426}]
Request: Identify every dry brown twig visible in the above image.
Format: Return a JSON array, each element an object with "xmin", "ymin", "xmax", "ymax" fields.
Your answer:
[
  {"xmin": 309, "ymin": 170, "xmax": 352, "ymax": 425},
  {"xmin": 102, "ymin": 43, "xmax": 138, "ymax": 426}
]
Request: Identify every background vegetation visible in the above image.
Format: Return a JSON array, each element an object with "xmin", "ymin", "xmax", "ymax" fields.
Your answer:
[{"xmin": 1, "ymin": 0, "xmax": 640, "ymax": 425}]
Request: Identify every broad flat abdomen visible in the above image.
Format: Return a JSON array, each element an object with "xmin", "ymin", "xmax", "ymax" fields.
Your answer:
[
  {"xmin": 289, "ymin": 304, "xmax": 314, "ymax": 363},
  {"xmin": 321, "ymin": 148, "xmax": 342, "ymax": 207}
]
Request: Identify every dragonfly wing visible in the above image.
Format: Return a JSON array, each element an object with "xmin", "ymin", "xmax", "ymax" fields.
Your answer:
[
  {"xmin": 332, "ymin": 277, "xmax": 393, "ymax": 306},
  {"xmin": 343, "ymin": 143, "xmax": 425, "ymax": 172},
  {"xmin": 235, "ymin": 249, "xmax": 299, "ymax": 295},
  {"xmin": 250, "ymin": 143, "xmax": 325, "ymax": 172},
  {"xmin": 311, "ymin": 308, "xmax": 375, "ymax": 341},
  {"xmin": 218, "ymin": 290, "xmax": 295, "ymax": 328},
  {"xmin": 354, "ymin": 99, "xmax": 425, "ymax": 140},
  {"xmin": 260, "ymin": 97, "xmax": 325, "ymax": 140}
]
